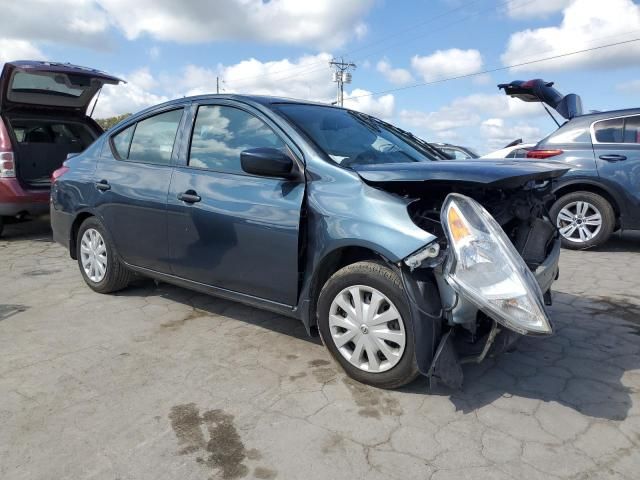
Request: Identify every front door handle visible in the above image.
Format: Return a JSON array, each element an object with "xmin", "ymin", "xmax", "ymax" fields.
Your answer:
[
  {"xmin": 599, "ymin": 154, "xmax": 627, "ymax": 162},
  {"xmin": 95, "ymin": 180, "xmax": 111, "ymax": 191},
  {"xmin": 178, "ymin": 190, "xmax": 201, "ymax": 204}
]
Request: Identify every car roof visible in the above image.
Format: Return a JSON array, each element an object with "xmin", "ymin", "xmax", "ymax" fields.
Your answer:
[
  {"xmin": 566, "ymin": 107, "xmax": 640, "ymax": 126},
  {"xmin": 121, "ymin": 94, "xmax": 345, "ymax": 124}
]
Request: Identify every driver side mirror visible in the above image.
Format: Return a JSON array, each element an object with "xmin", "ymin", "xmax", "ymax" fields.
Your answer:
[{"xmin": 240, "ymin": 147, "xmax": 297, "ymax": 179}]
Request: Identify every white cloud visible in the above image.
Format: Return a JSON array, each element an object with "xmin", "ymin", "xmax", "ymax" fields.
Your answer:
[
  {"xmin": 376, "ymin": 59, "xmax": 413, "ymax": 85},
  {"xmin": 616, "ymin": 79, "xmax": 640, "ymax": 93},
  {"xmin": 93, "ymin": 54, "xmax": 341, "ymax": 118},
  {"xmin": 148, "ymin": 46, "xmax": 160, "ymax": 60},
  {"xmin": 0, "ymin": 39, "xmax": 45, "ymax": 65},
  {"xmin": 506, "ymin": 0, "xmax": 571, "ymax": 18},
  {"xmin": 480, "ymin": 118, "xmax": 542, "ymax": 151},
  {"xmin": 172, "ymin": 53, "xmax": 336, "ymax": 101},
  {"xmin": 99, "ymin": 0, "xmax": 374, "ymax": 48},
  {"xmin": 0, "ymin": 1, "xmax": 109, "ymax": 49},
  {"xmin": 93, "ymin": 68, "xmax": 168, "ymax": 118},
  {"xmin": 397, "ymin": 93, "xmax": 547, "ymax": 153},
  {"xmin": 502, "ymin": 0, "xmax": 640, "ymax": 72},
  {"xmin": 411, "ymin": 49, "xmax": 483, "ymax": 82},
  {"xmin": 343, "ymin": 89, "xmax": 395, "ymax": 119},
  {"xmin": 399, "ymin": 93, "xmax": 543, "ymax": 133}
]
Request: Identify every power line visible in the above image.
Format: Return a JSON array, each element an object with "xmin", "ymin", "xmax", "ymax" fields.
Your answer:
[
  {"xmin": 343, "ymin": 37, "xmax": 640, "ymax": 102},
  {"xmin": 226, "ymin": 0, "xmax": 529, "ymax": 87}
]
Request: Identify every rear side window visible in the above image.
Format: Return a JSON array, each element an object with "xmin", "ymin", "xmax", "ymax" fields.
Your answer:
[
  {"xmin": 623, "ymin": 116, "xmax": 640, "ymax": 143},
  {"xmin": 111, "ymin": 124, "xmax": 134, "ymax": 159},
  {"xmin": 188, "ymin": 105, "xmax": 285, "ymax": 174},
  {"xmin": 129, "ymin": 109, "xmax": 183, "ymax": 164},
  {"xmin": 594, "ymin": 118, "xmax": 624, "ymax": 143},
  {"xmin": 507, "ymin": 148, "xmax": 530, "ymax": 158},
  {"xmin": 111, "ymin": 109, "xmax": 183, "ymax": 164}
]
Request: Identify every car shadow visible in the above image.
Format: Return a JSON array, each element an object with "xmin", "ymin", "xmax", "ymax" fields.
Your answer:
[
  {"xmin": 116, "ymin": 278, "xmax": 322, "ymax": 346},
  {"xmin": 120, "ymin": 277, "xmax": 639, "ymax": 421},
  {"xmin": 0, "ymin": 216, "xmax": 52, "ymax": 243},
  {"xmin": 403, "ymin": 291, "xmax": 640, "ymax": 421},
  {"xmin": 583, "ymin": 230, "xmax": 640, "ymax": 253}
]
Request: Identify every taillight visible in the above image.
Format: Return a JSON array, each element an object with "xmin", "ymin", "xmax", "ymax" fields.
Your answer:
[
  {"xmin": 0, "ymin": 117, "xmax": 15, "ymax": 178},
  {"xmin": 51, "ymin": 163, "xmax": 70, "ymax": 183},
  {"xmin": 526, "ymin": 149, "xmax": 563, "ymax": 159}
]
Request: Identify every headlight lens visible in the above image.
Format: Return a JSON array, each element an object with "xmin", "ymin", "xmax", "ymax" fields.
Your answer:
[{"xmin": 441, "ymin": 193, "xmax": 552, "ymax": 335}]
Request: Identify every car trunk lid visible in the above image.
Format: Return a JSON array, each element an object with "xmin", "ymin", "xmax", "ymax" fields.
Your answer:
[
  {"xmin": 497, "ymin": 79, "xmax": 582, "ymax": 120},
  {"xmin": 353, "ymin": 160, "xmax": 569, "ymax": 189},
  {"xmin": 0, "ymin": 61, "xmax": 124, "ymax": 114}
]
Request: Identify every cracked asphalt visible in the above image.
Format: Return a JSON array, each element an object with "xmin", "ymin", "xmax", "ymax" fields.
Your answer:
[{"xmin": 1, "ymin": 218, "xmax": 639, "ymax": 480}]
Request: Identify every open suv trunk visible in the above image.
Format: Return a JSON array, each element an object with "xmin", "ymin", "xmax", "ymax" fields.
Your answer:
[
  {"xmin": 5, "ymin": 114, "xmax": 101, "ymax": 188},
  {"xmin": 0, "ymin": 61, "xmax": 123, "ymax": 189}
]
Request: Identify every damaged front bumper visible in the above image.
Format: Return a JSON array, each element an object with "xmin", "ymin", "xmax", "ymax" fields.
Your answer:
[{"xmin": 401, "ymin": 194, "xmax": 561, "ymax": 389}]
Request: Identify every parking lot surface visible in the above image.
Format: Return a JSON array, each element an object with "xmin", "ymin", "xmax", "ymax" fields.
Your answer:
[{"xmin": 1, "ymin": 218, "xmax": 639, "ymax": 480}]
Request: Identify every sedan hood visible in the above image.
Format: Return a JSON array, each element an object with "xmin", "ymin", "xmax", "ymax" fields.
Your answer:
[{"xmin": 354, "ymin": 160, "xmax": 569, "ymax": 189}]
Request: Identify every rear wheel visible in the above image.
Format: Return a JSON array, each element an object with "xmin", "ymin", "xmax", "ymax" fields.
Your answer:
[
  {"xmin": 76, "ymin": 217, "xmax": 132, "ymax": 293},
  {"xmin": 317, "ymin": 261, "xmax": 419, "ymax": 389},
  {"xmin": 550, "ymin": 191, "xmax": 615, "ymax": 249}
]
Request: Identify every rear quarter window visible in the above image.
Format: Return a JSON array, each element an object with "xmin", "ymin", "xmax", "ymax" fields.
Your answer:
[
  {"xmin": 111, "ymin": 124, "xmax": 134, "ymax": 159},
  {"xmin": 593, "ymin": 118, "xmax": 624, "ymax": 143},
  {"xmin": 110, "ymin": 109, "xmax": 183, "ymax": 164}
]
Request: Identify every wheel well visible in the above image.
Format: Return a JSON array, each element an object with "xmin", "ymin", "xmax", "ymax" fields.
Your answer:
[
  {"xmin": 554, "ymin": 183, "xmax": 621, "ymax": 219},
  {"xmin": 69, "ymin": 212, "xmax": 94, "ymax": 259},
  {"xmin": 307, "ymin": 246, "xmax": 387, "ymax": 327}
]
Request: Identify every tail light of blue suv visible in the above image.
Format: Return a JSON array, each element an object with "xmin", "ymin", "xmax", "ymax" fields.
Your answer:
[{"xmin": 526, "ymin": 149, "xmax": 563, "ymax": 160}]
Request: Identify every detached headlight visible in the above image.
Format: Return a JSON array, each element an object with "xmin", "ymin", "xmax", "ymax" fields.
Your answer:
[{"xmin": 441, "ymin": 193, "xmax": 552, "ymax": 335}]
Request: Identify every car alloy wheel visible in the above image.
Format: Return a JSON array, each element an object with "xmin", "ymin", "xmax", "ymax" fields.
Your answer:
[
  {"xmin": 556, "ymin": 200, "xmax": 602, "ymax": 244},
  {"xmin": 80, "ymin": 228, "xmax": 108, "ymax": 283},
  {"xmin": 328, "ymin": 285, "xmax": 406, "ymax": 373}
]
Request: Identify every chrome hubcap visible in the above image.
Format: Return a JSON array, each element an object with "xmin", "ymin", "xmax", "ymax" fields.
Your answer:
[
  {"xmin": 80, "ymin": 228, "xmax": 107, "ymax": 283},
  {"xmin": 557, "ymin": 201, "xmax": 602, "ymax": 244},
  {"xmin": 328, "ymin": 285, "xmax": 406, "ymax": 373}
]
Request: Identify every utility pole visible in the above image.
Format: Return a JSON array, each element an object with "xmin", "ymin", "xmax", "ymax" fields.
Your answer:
[
  {"xmin": 216, "ymin": 76, "xmax": 220, "ymax": 94},
  {"xmin": 330, "ymin": 57, "xmax": 356, "ymax": 107}
]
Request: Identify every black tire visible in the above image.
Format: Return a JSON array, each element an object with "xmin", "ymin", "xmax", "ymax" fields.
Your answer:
[
  {"xmin": 76, "ymin": 216, "xmax": 132, "ymax": 293},
  {"xmin": 317, "ymin": 260, "xmax": 419, "ymax": 389},
  {"xmin": 550, "ymin": 191, "xmax": 615, "ymax": 249},
  {"xmin": 0, "ymin": 216, "xmax": 4, "ymax": 238}
]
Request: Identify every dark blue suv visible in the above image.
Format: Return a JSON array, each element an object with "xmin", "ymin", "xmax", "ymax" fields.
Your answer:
[
  {"xmin": 50, "ymin": 95, "xmax": 568, "ymax": 388},
  {"xmin": 500, "ymin": 79, "xmax": 640, "ymax": 249}
]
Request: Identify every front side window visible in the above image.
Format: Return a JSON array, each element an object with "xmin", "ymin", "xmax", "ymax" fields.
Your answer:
[
  {"xmin": 594, "ymin": 118, "xmax": 624, "ymax": 143},
  {"xmin": 274, "ymin": 104, "xmax": 439, "ymax": 169},
  {"xmin": 124, "ymin": 109, "xmax": 183, "ymax": 165},
  {"xmin": 188, "ymin": 105, "xmax": 285, "ymax": 173}
]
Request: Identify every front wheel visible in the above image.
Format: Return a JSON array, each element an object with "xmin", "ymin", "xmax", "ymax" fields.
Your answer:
[
  {"xmin": 550, "ymin": 191, "xmax": 615, "ymax": 249},
  {"xmin": 76, "ymin": 216, "xmax": 132, "ymax": 293},
  {"xmin": 317, "ymin": 261, "xmax": 419, "ymax": 389}
]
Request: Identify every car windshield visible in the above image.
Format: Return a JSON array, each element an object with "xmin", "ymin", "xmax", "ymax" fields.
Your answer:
[{"xmin": 274, "ymin": 103, "xmax": 443, "ymax": 168}]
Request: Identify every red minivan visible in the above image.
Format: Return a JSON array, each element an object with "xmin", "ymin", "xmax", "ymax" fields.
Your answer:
[{"xmin": 0, "ymin": 61, "xmax": 122, "ymax": 236}]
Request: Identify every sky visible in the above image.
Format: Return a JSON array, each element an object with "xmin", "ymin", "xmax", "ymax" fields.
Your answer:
[{"xmin": 1, "ymin": 0, "xmax": 639, "ymax": 154}]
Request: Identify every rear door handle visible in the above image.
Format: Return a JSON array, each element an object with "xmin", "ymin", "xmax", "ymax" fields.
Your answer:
[
  {"xmin": 178, "ymin": 190, "xmax": 201, "ymax": 204},
  {"xmin": 599, "ymin": 154, "xmax": 627, "ymax": 162},
  {"xmin": 95, "ymin": 180, "xmax": 111, "ymax": 191}
]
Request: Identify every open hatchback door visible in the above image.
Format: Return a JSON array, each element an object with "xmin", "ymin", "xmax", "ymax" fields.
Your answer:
[
  {"xmin": 498, "ymin": 79, "xmax": 583, "ymax": 120},
  {"xmin": 0, "ymin": 61, "xmax": 124, "ymax": 195},
  {"xmin": 0, "ymin": 61, "xmax": 124, "ymax": 114}
]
